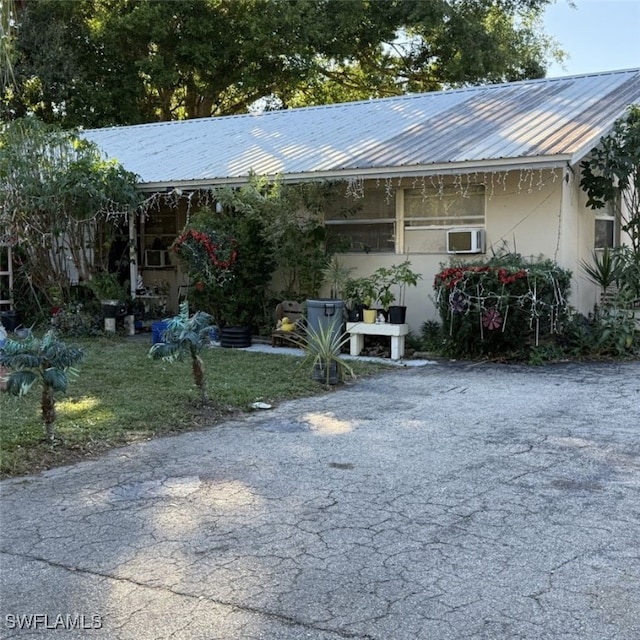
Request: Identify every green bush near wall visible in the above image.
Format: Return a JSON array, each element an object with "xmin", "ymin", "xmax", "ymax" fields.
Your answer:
[{"xmin": 433, "ymin": 253, "xmax": 572, "ymax": 358}]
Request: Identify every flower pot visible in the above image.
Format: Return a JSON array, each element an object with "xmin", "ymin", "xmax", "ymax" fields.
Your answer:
[
  {"xmin": 388, "ymin": 305, "xmax": 407, "ymax": 324},
  {"xmin": 348, "ymin": 305, "xmax": 365, "ymax": 322},
  {"xmin": 0, "ymin": 310, "xmax": 19, "ymax": 332},
  {"xmin": 220, "ymin": 325, "xmax": 252, "ymax": 348},
  {"xmin": 100, "ymin": 300, "xmax": 121, "ymax": 319},
  {"xmin": 362, "ymin": 308, "xmax": 377, "ymax": 323},
  {"xmin": 312, "ymin": 361, "xmax": 339, "ymax": 385}
]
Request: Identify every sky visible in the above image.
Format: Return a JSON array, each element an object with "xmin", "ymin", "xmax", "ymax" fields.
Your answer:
[{"xmin": 541, "ymin": 0, "xmax": 640, "ymax": 77}]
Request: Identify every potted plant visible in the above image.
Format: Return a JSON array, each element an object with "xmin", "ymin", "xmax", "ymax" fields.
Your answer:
[
  {"xmin": 360, "ymin": 274, "xmax": 378, "ymax": 323},
  {"xmin": 296, "ymin": 318, "xmax": 355, "ymax": 386},
  {"xmin": 86, "ymin": 272, "xmax": 128, "ymax": 330},
  {"xmin": 87, "ymin": 272, "xmax": 126, "ymax": 302},
  {"xmin": 386, "ymin": 260, "xmax": 422, "ymax": 324},
  {"xmin": 373, "ymin": 266, "xmax": 395, "ymax": 320},
  {"xmin": 343, "ymin": 277, "xmax": 366, "ymax": 321}
]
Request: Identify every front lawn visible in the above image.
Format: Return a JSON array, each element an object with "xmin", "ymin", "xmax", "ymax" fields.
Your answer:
[{"xmin": 0, "ymin": 337, "xmax": 389, "ymax": 478}]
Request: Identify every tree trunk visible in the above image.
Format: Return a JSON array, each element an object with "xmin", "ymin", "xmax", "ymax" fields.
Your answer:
[
  {"xmin": 41, "ymin": 384, "xmax": 56, "ymax": 441},
  {"xmin": 191, "ymin": 354, "xmax": 208, "ymax": 404}
]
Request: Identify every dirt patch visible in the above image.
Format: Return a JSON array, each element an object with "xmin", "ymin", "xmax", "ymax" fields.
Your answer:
[{"xmin": 0, "ymin": 402, "xmax": 246, "ymax": 479}]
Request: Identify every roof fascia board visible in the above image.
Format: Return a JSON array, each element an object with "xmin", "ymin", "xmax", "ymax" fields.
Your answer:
[{"xmin": 136, "ymin": 155, "xmax": 570, "ymax": 192}]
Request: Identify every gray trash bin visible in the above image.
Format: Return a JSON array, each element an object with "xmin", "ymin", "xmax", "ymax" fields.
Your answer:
[{"xmin": 306, "ymin": 298, "xmax": 344, "ymax": 342}]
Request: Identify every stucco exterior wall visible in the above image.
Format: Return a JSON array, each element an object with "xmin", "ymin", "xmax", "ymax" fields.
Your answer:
[
  {"xmin": 321, "ymin": 170, "xmax": 600, "ymax": 334},
  {"xmin": 154, "ymin": 168, "xmax": 604, "ymax": 333}
]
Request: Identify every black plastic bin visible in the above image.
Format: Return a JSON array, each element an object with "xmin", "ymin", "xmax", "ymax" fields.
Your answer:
[{"xmin": 0, "ymin": 310, "xmax": 19, "ymax": 332}]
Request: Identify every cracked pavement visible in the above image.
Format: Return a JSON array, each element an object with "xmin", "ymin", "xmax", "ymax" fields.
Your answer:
[{"xmin": 1, "ymin": 360, "xmax": 639, "ymax": 639}]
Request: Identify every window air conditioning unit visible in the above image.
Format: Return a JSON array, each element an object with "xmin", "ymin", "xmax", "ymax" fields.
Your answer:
[
  {"xmin": 144, "ymin": 249, "xmax": 169, "ymax": 267},
  {"xmin": 446, "ymin": 229, "xmax": 485, "ymax": 254}
]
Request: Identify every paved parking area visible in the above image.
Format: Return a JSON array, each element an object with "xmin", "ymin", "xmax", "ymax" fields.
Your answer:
[{"xmin": 1, "ymin": 360, "xmax": 639, "ymax": 639}]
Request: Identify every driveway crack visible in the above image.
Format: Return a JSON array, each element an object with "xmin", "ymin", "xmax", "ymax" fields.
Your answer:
[{"xmin": 0, "ymin": 549, "xmax": 377, "ymax": 640}]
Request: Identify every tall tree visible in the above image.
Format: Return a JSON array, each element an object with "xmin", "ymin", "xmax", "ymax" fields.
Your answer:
[
  {"xmin": 2, "ymin": 0, "xmax": 562, "ymax": 127},
  {"xmin": 0, "ymin": 118, "xmax": 141, "ymax": 305}
]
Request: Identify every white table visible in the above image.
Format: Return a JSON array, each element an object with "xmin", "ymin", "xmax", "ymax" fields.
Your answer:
[{"xmin": 346, "ymin": 322, "xmax": 409, "ymax": 360}]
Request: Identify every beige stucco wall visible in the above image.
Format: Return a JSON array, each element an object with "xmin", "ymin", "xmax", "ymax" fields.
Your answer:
[
  {"xmin": 318, "ymin": 170, "xmax": 601, "ymax": 334},
  {"xmin": 151, "ymin": 168, "xmax": 604, "ymax": 331}
]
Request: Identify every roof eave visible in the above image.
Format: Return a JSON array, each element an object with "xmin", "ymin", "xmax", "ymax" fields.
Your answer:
[{"xmin": 137, "ymin": 155, "xmax": 572, "ymax": 192}]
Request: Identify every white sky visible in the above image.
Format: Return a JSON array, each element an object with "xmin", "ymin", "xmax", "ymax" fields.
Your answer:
[{"xmin": 542, "ymin": 0, "xmax": 640, "ymax": 77}]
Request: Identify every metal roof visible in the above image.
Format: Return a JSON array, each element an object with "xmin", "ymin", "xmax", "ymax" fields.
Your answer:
[{"xmin": 82, "ymin": 69, "xmax": 640, "ymax": 190}]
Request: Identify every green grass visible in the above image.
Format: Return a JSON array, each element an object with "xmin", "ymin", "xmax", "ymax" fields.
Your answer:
[{"xmin": 0, "ymin": 336, "xmax": 389, "ymax": 478}]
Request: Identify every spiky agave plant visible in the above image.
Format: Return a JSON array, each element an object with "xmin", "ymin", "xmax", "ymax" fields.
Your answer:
[
  {"xmin": 296, "ymin": 319, "xmax": 355, "ymax": 387},
  {"xmin": 149, "ymin": 302, "xmax": 214, "ymax": 403},
  {"xmin": 0, "ymin": 330, "xmax": 85, "ymax": 441}
]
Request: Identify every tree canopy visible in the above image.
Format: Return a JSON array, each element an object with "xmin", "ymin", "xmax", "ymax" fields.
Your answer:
[
  {"xmin": 0, "ymin": 118, "xmax": 141, "ymax": 305},
  {"xmin": 580, "ymin": 104, "xmax": 640, "ymax": 254},
  {"xmin": 2, "ymin": 0, "xmax": 563, "ymax": 127}
]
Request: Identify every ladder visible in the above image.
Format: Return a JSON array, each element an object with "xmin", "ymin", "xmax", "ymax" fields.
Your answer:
[{"xmin": 0, "ymin": 243, "xmax": 14, "ymax": 312}]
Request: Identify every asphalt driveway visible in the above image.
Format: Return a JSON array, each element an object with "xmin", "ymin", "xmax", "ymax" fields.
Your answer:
[{"xmin": 1, "ymin": 360, "xmax": 639, "ymax": 639}]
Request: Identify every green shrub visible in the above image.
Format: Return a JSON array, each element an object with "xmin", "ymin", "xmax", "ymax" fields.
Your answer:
[
  {"xmin": 558, "ymin": 308, "xmax": 639, "ymax": 358},
  {"xmin": 406, "ymin": 320, "xmax": 445, "ymax": 353},
  {"xmin": 50, "ymin": 302, "xmax": 103, "ymax": 337},
  {"xmin": 433, "ymin": 253, "xmax": 571, "ymax": 359}
]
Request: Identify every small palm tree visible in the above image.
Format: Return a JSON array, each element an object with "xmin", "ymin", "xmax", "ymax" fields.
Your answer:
[
  {"xmin": 580, "ymin": 248, "xmax": 624, "ymax": 295},
  {"xmin": 0, "ymin": 330, "xmax": 85, "ymax": 442},
  {"xmin": 149, "ymin": 302, "xmax": 214, "ymax": 403}
]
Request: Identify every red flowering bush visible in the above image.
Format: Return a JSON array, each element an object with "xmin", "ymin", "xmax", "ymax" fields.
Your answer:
[
  {"xmin": 172, "ymin": 228, "xmax": 238, "ymax": 287},
  {"xmin": 433, "ymin": 254, "xmax": 571, "ymax": 358}
]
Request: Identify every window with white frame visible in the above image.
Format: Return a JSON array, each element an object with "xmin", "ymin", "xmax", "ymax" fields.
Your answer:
[
  {"xmin": 594, "ymin": 199, "xmax": 618, "ymax": 250},
  {"xmin": 403, "ymin": 184, "xmax": 485, "ymax": 253},
  {"xmin": 324, "ymin": 185, "xmax": 395, "ymax": 253},
  {"xmin": 594, "ymin": 217, "xmax": 615, "ymax": 249}
]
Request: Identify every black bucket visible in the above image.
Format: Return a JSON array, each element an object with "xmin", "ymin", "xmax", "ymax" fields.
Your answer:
[
  {"xmin": 388, "ymin": 305, "xmax": 407, "ymax": 324},
  {"xmin": 0, "ymin": 310, "xmax": 19, "ymax": 332},
  {"xmin": 101, "ymin": 302, "xmax": 121, "ymax": 319},
  {"xmin": 220, "ymin": 325, "xmax": 252, "ymax": 348}
]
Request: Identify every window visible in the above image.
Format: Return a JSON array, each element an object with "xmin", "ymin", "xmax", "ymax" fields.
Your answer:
[
  {"xmin": 592, "ymin": 193, "xmax": 622, "ymax": 250},
  {"xmin": 403, "ymin": 184, "xmax": 485, "ymax": 254},
  {"xmin": 594, "ymin": 199, "xmax": 617, "ymax": 250},
  {"xmin": 594, "ymin": 218, "xmax": 615, "ymax": 249},
  {"xmin": 404, "ymin": 184, "xmax": 485, "ymax": 227},
  {"xmin": 324, "ymin": 186, "xmax": 395, "ymax": 253}
]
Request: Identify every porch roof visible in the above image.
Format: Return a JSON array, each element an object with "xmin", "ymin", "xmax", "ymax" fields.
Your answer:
[{"xmin": 82, "ymin": 68, "xmax": 640, "ymax": 191}]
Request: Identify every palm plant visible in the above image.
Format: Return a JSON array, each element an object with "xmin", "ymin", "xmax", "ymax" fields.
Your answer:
[
  {"xmin": 322, "ymin": 257, "xmax": 354, "ymax": 300},
  {"xmin": 148, "ymin": 302, "xmax": 214, "ymax": 403},
  {"xmin": 580, "ymin": 248, "xmax": 622, "ymax": 289},
  {"xmin": 0, "ymin": 330, "xmax": 85, "ymax": 441},
  {"xmin": 296, "ymin": 319, "xmax": 354, "ymax": 386},
  {"xmin": 580, "ymin": 248, "xmax": 624, "ymax": 304}
]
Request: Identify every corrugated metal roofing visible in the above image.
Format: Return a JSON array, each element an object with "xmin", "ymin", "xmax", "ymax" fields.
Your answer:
[{"xmin": 82, "ymin": 69, "xmax": 640, "ymax": 189}]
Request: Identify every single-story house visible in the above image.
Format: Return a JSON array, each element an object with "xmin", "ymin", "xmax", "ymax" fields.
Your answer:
[{"xmin": 83, "ymin": 68, "xmax": 640, "ymax": 332}]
